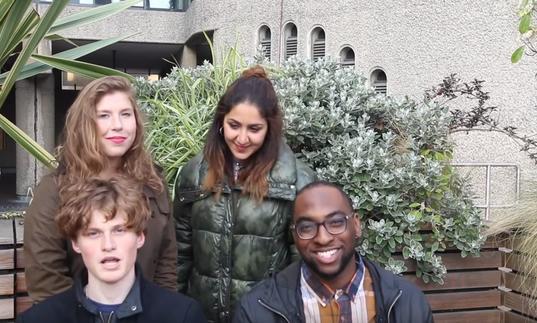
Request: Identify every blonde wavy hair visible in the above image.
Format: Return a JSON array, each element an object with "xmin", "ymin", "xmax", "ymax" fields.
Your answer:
[
  {"xmin": 57, "ymin": 176, "xmax": 150, "ymax": 240},
  {"xmin": 56, "ymin": 76, "xmax": 163, "ymax": 193}
]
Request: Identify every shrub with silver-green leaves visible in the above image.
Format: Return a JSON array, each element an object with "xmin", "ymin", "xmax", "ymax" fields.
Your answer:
[
  {"xmin": 136, "ymin": 56, "xmax": 484, "ymax": 284},
  {"xmin": 273, "ymin": 57, "xmax": 483, "ymax": 283}
]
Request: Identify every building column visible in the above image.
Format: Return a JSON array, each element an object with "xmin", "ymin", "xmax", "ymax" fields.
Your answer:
[
  {"xmin": 15, "ymin": 74, "xmax": 55, "ymax": 198},
  {"xmin": 181, "ymin": 45, "xmax": 197, "ymax": 67}
]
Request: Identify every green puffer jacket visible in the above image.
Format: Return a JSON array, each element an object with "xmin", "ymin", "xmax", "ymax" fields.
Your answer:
[{"xmin": 174, "ymin": 142, "xmax": 315, "ymax": 323}]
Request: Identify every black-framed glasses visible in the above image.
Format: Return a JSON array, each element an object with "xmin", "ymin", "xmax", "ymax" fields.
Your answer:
[{"xmin": 290, "ymin": 214, "xmax": 351, "ymax": 240}]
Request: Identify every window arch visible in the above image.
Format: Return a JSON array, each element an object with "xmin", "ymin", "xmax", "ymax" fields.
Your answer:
[
  {"xmin": 258, "ymin": 25, "xmax": 271, "ymax": 60},
  {"xmin": 284, "ymin": 23, "xmax": 298, "ymax": 60},
  {"xmin": 339, "ymin": 46, "xmax": 355, "ymax": 68},
  {"xmin": 311, "ymin": 27, "xmax": 326, "ymax": 61},
  {"xmin": 370, "ymin": 69, "xmax": 387, "ymax": 95}
]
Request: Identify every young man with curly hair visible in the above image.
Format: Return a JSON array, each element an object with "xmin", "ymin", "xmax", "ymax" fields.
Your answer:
[{"xmin": 18, "ymin": 177, "xmax": 206, "ymax": 323}]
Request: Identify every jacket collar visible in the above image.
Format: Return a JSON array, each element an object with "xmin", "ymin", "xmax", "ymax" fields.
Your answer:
[
  {"xmin": 191, "ymin": 141, "xmax": 300, "ymax": 200},
  {"xmin": 362, "ymin": 256, "xmax": 403, "ymax": 321},
  {"xmin": 74, "ymin": 264, "xmax": 144, "ymax": 319},
  {"xmin": 258, "ymin": 261, "xmax": 304, "ymax": 322},
  {"xmin": 259, "ymin": 253, "xmax": 403, "ymax": 322}
]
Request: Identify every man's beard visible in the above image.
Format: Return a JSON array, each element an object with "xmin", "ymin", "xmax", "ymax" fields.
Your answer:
[{"xmin": 302, "ymin": 248, "xmax": 356, "ymax": 282}]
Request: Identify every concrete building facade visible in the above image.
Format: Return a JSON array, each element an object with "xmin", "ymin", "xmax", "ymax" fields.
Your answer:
[{"xmin": 1, "ymin": 0, "xmax": 535, "ymax": 219}]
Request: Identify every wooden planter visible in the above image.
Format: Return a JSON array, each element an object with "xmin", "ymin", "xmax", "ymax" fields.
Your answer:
[{"xmin": 402, "ymin": 239, "xmax": 504, "ymax": 323}]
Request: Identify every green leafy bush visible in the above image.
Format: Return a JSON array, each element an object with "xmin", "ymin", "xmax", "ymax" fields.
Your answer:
[
  {"xmin": 273, "ymin": 58, "xmax": 483, "ymax": 283},
  {"xmin": 136, "ymin": 56, "xmax": 484, "ymax": 283}
]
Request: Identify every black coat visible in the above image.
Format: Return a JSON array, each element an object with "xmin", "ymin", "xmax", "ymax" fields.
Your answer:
[
  {"xmin": 17, "ymin": 269, "xmax": 207, "ymax": 323},
  {"xmin": 232, "ymin": 256, "xmax": 434, "ymax": 323}
]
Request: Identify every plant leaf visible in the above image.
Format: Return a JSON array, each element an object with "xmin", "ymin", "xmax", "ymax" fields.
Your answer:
[
  {"xmin": 0, "ymin": 113, "xmax": 56, "ymax": 168},
  {"xmin": 519, "ymin": 13, "xmax": 532, "ymax": 33},
  {"xmin": 512, "ymin": 46, "xmax": 525, "ymax": 63},
  {"xmin": 0, "ymin": 0, "xmax": 70, "ymax": 109},
  {"xmin": 44, "ymin": 33, "xmax": 77, "ymax": 47},
  {"xmin": 0, "ymin": 7, "xmax": 39, "ymax": 69},
  {"xmin": 0, "ymin": 0, "xmax": 16, "ymax": 26},
  {"xmin": 0, "ymin": 34, "xmax": 134, "ymax": 83},
  {"xmin": 0, "ymin": 0, "xmax": 33, "ymax": 60},
  {"xmin": 31, "ymin": 54, "xmax": 134, "ymax": 81}
]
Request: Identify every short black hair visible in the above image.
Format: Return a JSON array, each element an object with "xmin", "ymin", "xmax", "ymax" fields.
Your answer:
[{"xmin": 293, "ymin": 181, "xmax": 354, "ymax": 214}]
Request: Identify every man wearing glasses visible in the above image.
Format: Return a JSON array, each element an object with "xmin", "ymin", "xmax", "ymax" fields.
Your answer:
[{"xmin": 233, "ymin": 181, "xmax": 433, "ymax": 323}]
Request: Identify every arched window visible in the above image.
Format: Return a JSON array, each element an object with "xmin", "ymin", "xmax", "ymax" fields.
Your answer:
[
  {"xmin": 284, "ymin": 23, "xmax": 298, "ymax": 60},
  {"xmin": 370, "ymin": 69, "xmax": 387, "ymax": 95},
  {"xmin": 339, "ymin": 47, "xmax": 355, "ymax": 67},
  {"xmin": 311, "ymin": 27, "xmax": 325, "ymax": 61},
  {"xmin": 258, "ymin": 25, "xmax": 271, "ymax": 60}
]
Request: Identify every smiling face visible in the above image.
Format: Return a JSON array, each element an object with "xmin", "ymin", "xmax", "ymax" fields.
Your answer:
[
  {"xmin": 293, "ymin": 185, "xmax": 360, "ymax": 288},
  {"xmin": 95, "ymin": 91, "xmax": 137, "ymax": 165},
  {"xmin": 222, "ymin": 102, "xmax": 268, "ymax": 161},
  {"xmin": 72, "ymin": 210, "xmax": 144, "ymax": 287}
]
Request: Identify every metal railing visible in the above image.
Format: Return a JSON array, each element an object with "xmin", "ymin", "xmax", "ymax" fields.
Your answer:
[{"xmin": 453, "ymin": 162, "xmax": 520, "ymax": 220}]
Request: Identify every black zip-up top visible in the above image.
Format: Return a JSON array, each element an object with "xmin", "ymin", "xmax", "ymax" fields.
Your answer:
[
  {"xmin": 17, "ymin": 266, "xmax": 208, "ymax": 323},
  {"xmin": 73, "ymin": 270, "xmax": 143, "ymax": 323},
  {"xmin": 232, "ymin": 254, "xmax": 434, "ymax": 323}
]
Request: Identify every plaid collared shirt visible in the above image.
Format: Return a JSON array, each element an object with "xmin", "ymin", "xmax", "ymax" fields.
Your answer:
[{"xmin": 300, "ymin": 256, "xmax": 376, "ymax": 323}]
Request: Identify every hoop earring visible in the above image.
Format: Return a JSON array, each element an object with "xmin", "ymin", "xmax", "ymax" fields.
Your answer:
[{"xmin": 219, "ymin": 127, "xmax": 223, "ymax": 135}]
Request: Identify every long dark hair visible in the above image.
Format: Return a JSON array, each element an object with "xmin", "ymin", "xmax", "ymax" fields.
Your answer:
[{"xmin": 203, "ymin": 65, "xmax": 283, "ymax": 201}]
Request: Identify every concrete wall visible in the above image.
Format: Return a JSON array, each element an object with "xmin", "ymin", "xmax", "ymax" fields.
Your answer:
[
  {"xmin": 28, "ymin": 1, "xmax": 536, "ymax": 214},
  {"xmin": 195, "ymin": 0, "xmax": 536, "ymax": 218},
  {"xmin": 37, "ymin": 3, "xmax": 188, "ymax": 44}
]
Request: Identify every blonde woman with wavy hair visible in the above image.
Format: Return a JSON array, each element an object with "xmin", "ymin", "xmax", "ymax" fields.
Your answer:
[{"xmin": 24, "ymin": 76, "xmax": 177, "ymax": 302}]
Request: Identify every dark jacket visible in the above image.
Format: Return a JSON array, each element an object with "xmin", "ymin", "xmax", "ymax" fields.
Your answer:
[
  {"xmin": 24, "ymin": 173, "xmax": 177, "ymax": 302},
  {"xmin": 232, "ymin": 256, "xmax": 434, "ymax": 323},
  {"xmin": 17, "ymin": 267, "xmax": 207, "ymax": 323},
  {"xmin": 174, "ymin": 142, "xmax": 316, "ymax": 322}
]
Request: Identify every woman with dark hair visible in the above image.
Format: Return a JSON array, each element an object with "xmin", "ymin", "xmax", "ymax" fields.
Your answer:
[
  {"xmin": 175, "ymin": 66, "xmax": 316, "ymax": 322},
  {"xmin": 24, "ymin": 76, "xmax": 177, "ymax": 302}
]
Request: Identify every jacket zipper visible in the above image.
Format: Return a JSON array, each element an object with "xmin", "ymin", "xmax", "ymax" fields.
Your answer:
[
  {"xmin": 258, "ymin": 299, "xmax": 291, "ymax": 323},
  {"xmin": 98, "ymin": 311, "xmax": 115, "ymax": 323},
  {"xmin": 386, "ymin": 290, "xmax": 402, "ymax": 323},
  {"xmin": 222, "ymin": 186, "xmax": 237, "ymax": 320}
]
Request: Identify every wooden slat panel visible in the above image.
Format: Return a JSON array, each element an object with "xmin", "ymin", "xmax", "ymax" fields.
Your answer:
[
  {"xmin": 427, "ymin": 290, "xmax": 501, "ymax": 311},
  {"xmin": 0, "ymin": 296, "xmax": 32, "ymax": 320},
  {"xmin": 0, "ymin": 273, "xmax": 27, "ymax": 295},
  {"xmin": 433, "ymin": 309, "xmax": 502, "ymax": 323},
  {"xmin": 503, "ymin": 291, "xmax": 537, "ymax": 318},
  {"xmin": 0, "ymin": 298, "xmax": 14, "ymax": 320},
  {"xmin": 442, "ymin": 251, "xmax": 502, "ymax": 270},
  {"xmin": 0, "ymin": 219, "xmax": 24, "ymax": 244},
  {"xmin": 505, "ymin": 310, "xmax": 537, "ymax": 323},
  {"xmin": 400, "ymin": 251, "xmax": 503, "ymax": 272},
  {"xmin": 504, "ymin": 272, "xmax": 537, "ymax": 297},
  {"xmin": 406, "ymin": 270, "xmax": 501, "ymax": 291},
  {"xmin": 505, "ymin": 253, "xmax": 532, "ymax": 274},
  {"xmin": 0, "ymin": 248, "xmax": 25, "ymax": 270}
]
